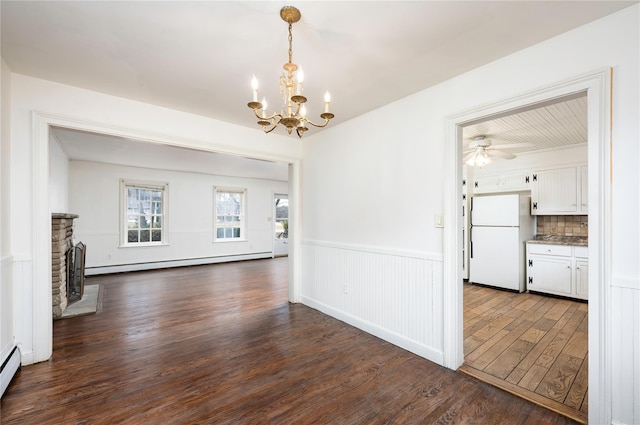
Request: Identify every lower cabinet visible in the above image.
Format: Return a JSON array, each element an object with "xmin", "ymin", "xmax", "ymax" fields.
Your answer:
[{"xmin": 526, "ymin": 243, "xmax": 588, "ymax": 301}]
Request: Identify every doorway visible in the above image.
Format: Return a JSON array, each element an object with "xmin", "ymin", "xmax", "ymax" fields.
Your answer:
[
  {"xmin": 31, "ymin": 113, "xmax": 303, "ymax": 365},
  {"xmin": 274, "ymin": 194, "xmax": 289, "ymax": 257},
  {"xmin": 458, "ymin": 94, "xmax": 589, "ymax": 423},
  {"xmin": 443, "ymin": 69, "xmax": 612, "ymax": 425}
]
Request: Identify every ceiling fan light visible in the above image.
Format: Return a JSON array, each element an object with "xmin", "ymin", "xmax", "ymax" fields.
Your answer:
[{"xmin": 466, "ymin": 150, "xmax": 491, "ymax": 167}]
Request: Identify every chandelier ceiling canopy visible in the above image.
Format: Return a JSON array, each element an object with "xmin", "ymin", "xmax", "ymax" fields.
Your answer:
[{"xmin": 247, "ymin": 6, "xmax": 334, "ymax": 138}]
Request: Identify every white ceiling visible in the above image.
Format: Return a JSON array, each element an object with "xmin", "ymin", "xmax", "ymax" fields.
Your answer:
[
  {"xmin": 463, "ymin": 93, "xmax": 587, "ymax": 155},
  {"xmin": 50, "ymin": 127, "xmax": 290, "ymax": 181},
  {"xmin": 2, "ymin": 1, "xmax": 632, "ymax": 177}
]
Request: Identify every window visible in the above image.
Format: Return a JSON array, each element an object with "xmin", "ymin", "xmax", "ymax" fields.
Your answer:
[
  {"xmin": 274, "ymin": 195, "xmax": 288, "ymax": 240},
  {"xmin": 214, "ymin": 187, "xmax": 246, "ymax": 241},
  {"xmin": 121, "ymin": 180, "xmax": 168, "ymax": 246}
]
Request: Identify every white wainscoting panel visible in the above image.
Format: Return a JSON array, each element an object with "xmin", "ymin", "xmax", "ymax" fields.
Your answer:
[
  {"xmin": 301, "ymin": 240, "xmax": 444, "ymax": 365},
  {"xmin": 611, "ymin": 284, "xmax": 640, "ymax": 425},
  {"xmin": 1, "ymin": 256, "xmax": 14, "ymax": 363}
]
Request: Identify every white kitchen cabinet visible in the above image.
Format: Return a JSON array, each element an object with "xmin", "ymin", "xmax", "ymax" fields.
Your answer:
[
  {"xmin": 472, "ymin": 171, "xmax": 530, "ymax": 194},
  {"xmin": 530, "ymin": 164, "xmax": 587, "ymax": 215},
  {"xmin": 526, "ymin": 242, "xmax": 588, "ymax": 300},
  {"xmin": 472, "ymin": 174, "xmax": 501, "ymax": 194},
  {"xmin": 575, "ymin": 260, "xmax": 589, "ymax": 299}
]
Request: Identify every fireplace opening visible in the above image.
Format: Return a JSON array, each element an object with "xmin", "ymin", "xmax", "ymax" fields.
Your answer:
[{"xmin": 67, "ymin": 241, "xmax": 86, "ymax": 305}]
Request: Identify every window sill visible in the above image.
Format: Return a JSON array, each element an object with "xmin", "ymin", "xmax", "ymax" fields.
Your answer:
[
  {"xmin": 213, "ymin": 239, "xmax": 247, "ymax": 243},
  {"xmin": 119, "ymin": 242, "xmax": 170, "ymax": 248}
]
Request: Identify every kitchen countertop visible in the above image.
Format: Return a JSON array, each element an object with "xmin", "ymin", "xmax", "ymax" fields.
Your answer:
[{"xmin": 526, "ymin": 235, "xmax": 588, "ymax": 247}]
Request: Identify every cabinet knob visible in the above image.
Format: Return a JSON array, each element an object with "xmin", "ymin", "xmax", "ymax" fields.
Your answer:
[{"xmin": 567, "ymin": 265, "xmax": 571, "ymax": 269}]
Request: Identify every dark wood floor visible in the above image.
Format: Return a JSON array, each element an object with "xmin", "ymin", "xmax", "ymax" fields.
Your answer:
[{"xmin": 2, "ymin": 258, "xmax": 578, "ymax": 424}]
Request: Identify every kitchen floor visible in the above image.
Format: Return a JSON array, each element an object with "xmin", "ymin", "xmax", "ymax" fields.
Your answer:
[{"xmin": 460, "ymin": 282, "xmax": 588, "ymax": 424}]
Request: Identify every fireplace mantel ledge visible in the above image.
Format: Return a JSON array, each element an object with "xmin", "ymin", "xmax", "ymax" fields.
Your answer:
[{"xmin": 52, "ymin": 213, "xmax": 79, "ymax": 220}]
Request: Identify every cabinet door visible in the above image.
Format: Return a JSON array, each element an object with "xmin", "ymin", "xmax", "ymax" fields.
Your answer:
[
  {"xmin": 575, "ymin": 260, "xmax": 588, "ymax": 300},
  {"xmin": 528, "ymin": 255, "xmax": 573, "ymax": 296},
  {"xmin": 580, "ymin": 165, "xmax": 588, "ymax": 213},
  {"xmin": 473, "ymin": 175, "xmax": 501, "ymax": 194},
  {"xmin": 532, "ymin": 167, "xmax": 578, "ymax": 214},
  {"xmin": 501, "ymin": 172, "xmax": 530, "ymax": 192}
]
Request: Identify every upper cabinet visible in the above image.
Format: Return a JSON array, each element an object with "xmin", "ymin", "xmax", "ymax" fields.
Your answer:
[
  {"xmin": 473, "ymin": 170, "xmax": 530, "ymax": 194},
  {"xmin": 531, "ymin": 164, "xmax": 587, "ymax": 215}
]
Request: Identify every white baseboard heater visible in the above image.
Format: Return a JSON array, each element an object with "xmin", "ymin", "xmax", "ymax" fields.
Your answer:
[{"xmin": 1, "ymin": 346, "xmax": 21, "ymax": 398}]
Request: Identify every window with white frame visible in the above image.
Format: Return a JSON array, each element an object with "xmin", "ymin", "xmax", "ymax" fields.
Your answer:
[
  {"xmin": 122, "ymin": 180, "xmax": 168, "ymax": 246},
  {"xmin": 214, "ymin": 187, "xmax": 246, "ymax": 241}
]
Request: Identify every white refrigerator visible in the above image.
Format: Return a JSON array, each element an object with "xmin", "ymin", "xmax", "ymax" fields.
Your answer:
[{"xmin": 469, "ymin": 193, "xmax": 533, "ymax": 292}]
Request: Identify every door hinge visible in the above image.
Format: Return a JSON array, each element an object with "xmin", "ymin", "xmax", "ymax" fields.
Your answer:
[
  {"xmin": 528, "ymin": 276, "xmax": 533, "ymax": 285},
  {"xmin": 528, "ymin": 259, "xmax": 533, "ymax": 267},
  {"xmin": 474, "ymin": 181, "xmax": 478, "ymax": 188},
  {"xmin": 462, "ymin": 194, "xmax": 466, "ymax": 200},
  {"xmin": 532, "ymin": 202, "xmax": 537, "ymax": 210},
  {"xmin": 525, "ymin": 176, "xmax": 530, "ymax": 183},
  {"xmin": 462, "ymin": 179, "xmax": 466, "ymax": 186},
  {"xmin": 533, "ymin": 174, "xmax": 537, "ymax": 182}
]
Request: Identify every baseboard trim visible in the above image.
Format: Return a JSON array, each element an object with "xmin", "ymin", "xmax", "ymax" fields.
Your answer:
[
  {"xmin": 1, "ymin": 346, "xmax": 21, "ymax": 398},
  {"xmin": 301, "ymin": 296, "xmax": 444, "ymax": 366},
  {"xmin": 85, "ymin": 252, "xmax": 273, "ymax": 275}
]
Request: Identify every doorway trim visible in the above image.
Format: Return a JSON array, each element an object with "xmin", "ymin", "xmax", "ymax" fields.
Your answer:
[
  {"xmin": 31, "ymin": 112, "xmax": 302, "ymax": 363},
  {"xmin": 443, "ymin": 68, "xmax": 611, "ymax": 424}
]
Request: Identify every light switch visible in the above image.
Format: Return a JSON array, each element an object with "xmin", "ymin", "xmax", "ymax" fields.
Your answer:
[{"xmin": 434, "ymin": 214, "xmax": 444, "ymax": 228}]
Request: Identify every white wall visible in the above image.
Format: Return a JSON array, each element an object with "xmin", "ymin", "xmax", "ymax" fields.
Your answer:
[
  {"xmin": 301, "ymin": 6, "xmax": 639, "ymax": 424},
  {"xmin": 49, "ymin": 132, "xmax": 69, "ymax": 214},
  {"xmin": 69, "ymin": 160, "xmax": 287, "ymax": 271},
  {"xmin": 1, "ymin": 58, "xmax": 15, "ymax": 365}
]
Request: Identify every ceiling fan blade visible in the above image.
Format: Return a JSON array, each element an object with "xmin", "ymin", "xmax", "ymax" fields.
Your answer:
[{"xmin": 488, "ymin": 149, "xmax": 516, "ymax": 159}]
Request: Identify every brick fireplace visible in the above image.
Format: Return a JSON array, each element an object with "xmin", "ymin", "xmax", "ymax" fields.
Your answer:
[{"xmin": 51, "ymin": 213, "xmax": 78, "ymax": 318}]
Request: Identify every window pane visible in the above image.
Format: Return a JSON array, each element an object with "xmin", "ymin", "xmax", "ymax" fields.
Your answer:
[
  {"xmin": 233, "ymin": 228, "xmax": 240, "ymax": 238},
  {"xmin": 224, "ymin": 228, "xmax": 232, "ymax": 238},
  {"xmin": 140, "ymin": 215, "xmax": 151, "ymax": 229},
  {"xmin": 217, "ymin": 228, "xmax": 224, "ymax": 238},
  {"xmin": 151, "ymin": 229, "xmax": 162, "ymax": 242},
  {"xmin": 128, "ymin": 230, "xmax": 139, "ymax": 243},
  {"xmin": 152, "ymin": 216, "xmax": 162, "ymax": 228},
  {"xmin": 140, "ymin": 230, "xmax": 150, "ymax": 242},
  {"xmin": 127, "ymin": 215, "xmax": 139, "ymax": 229}
]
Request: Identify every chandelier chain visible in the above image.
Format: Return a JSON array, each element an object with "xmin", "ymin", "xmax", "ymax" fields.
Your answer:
[{"xmin": 288, "ymin": 23, "xmax": 293, "ymax": 65}]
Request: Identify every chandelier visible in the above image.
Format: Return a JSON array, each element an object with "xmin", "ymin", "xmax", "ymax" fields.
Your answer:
[{"xmin": 247, "ymin": 6, "xmax": 334, "ymax": 138}]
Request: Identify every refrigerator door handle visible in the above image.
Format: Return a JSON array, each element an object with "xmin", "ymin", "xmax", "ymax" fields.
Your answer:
[{"xmin": 469, "ymin": 226, "xmax": 473, "ymax": 259}]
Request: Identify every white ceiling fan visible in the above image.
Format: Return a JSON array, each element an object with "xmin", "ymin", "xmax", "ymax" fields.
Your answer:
[{"xmin": 463, "ymin": 135, "xmax": 532, "ymax": 167}]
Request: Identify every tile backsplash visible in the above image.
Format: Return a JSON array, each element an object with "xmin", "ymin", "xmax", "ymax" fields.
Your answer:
[{"xmin": 536, "ymin": 215, "xmax": 588, "ymax": 237}]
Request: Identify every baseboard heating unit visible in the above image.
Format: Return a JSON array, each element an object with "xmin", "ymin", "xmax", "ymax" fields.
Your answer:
[{"xmin": 1, "ymin": 346, "xmax": 21, "ymax": 398}]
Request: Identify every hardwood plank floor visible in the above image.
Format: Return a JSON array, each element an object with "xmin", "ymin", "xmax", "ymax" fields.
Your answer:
[
  {"xmin": 460, "ymin": 282, "xmax": 588, "ymax": 424},
  {"xmin": 2, "ymin": 259, "xmax": 578, "ymax": 424}
]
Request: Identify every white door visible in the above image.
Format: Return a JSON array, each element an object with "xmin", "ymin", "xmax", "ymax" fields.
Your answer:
[
  {"xmin": 274, "ymin": 194, "xmax": 289, "ymax": 257},
  {"xmin": 469, "ymin": 226, "xmax": 521, "ymax": 291},
  {"xmin": 471, "ymin": 194, "xmax": 519, "ymax": 226}
]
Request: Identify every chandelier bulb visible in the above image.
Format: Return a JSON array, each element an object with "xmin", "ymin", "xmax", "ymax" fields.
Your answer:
[{"xmin": 251, "ymin": 75, "xmax": 259, "ymax": 102}]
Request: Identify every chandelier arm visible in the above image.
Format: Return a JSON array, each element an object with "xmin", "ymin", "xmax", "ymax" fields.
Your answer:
[
  {"xmin": 262, "ymin": 121, "xmax": 282, "ymax": 134},
  {"xmin": 251, "ymin": 108, "xmax": 281, "ymax": 122},
  {"xmin": 305, "ymin": 117, "xmax": 331, "ymax": 128}
]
